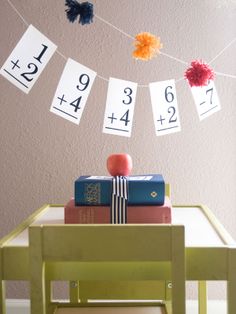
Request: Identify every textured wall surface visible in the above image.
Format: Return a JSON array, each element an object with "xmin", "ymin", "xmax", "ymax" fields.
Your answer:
[{"xmin": 0, "ymin": 0, "xmax": 235, "ymax": 299}]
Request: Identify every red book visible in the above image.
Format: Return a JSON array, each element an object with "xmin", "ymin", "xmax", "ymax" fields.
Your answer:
[{"xmin": 64, "ymin": 196, "xmax": 171, "ymax": 224}]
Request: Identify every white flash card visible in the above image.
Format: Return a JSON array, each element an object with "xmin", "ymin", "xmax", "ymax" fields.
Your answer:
[
  {"xmin": 103, "ymin": 77, "xmax": 137, "ymax": 137},
  {"xmin": 149, "ymin": 79, "xmax": 181, "ymax": 136},
  {"xmin": 0, "ymin": 25, "xmax": 57, "ymax": 93},
  {"xmin": 50, "ymin": 58, "xmax": 96, "ymax": 124},
  {"xmin": 191, "ymin": 80, "xmax": 221, "ymax": 121}
]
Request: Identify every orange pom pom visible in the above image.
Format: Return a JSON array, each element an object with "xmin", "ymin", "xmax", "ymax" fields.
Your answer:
[{"xmin": 132, "ymin": 32, "xmax": 163, "ymax": 61}]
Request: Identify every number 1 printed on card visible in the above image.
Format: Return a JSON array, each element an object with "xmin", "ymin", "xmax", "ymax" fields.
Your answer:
[{"xmin": 0, "ymin": 25, "xmax": 57, "ymax": 93}]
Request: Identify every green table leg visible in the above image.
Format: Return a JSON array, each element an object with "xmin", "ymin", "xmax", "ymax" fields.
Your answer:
[
  {"xmin": 165, "ymin": 281, "xmax": 172, "ymax": 300},
  {"xmin": 228, "ymin": 248, "xmax": 236, "ymax": 314},
  {"xmin": 198, "ymin": 281, "xmax": 207, "ymax": 314},
  {"xmin": 45, "ymin": 280, "xmax": 56, "ymax": 314},
  {"xmin": 0, "ymin": 248, "xmax": 6, "ymax": 314},
  {"xmin": 69, "ymin": 281, "xmax": 79, "ymax": 303},
  {"xmin": 165, "ymin": 301, "xmax": 172, "ymax": 314},
  {"xmin": 29, "ymin": 227, "xmax": 46, "ymax": 314},
  {"xmin": 164, "ymin": 281, "xmax": 172, "ymax": 314},
  {"xmin": 0, "ymin": 281, "xmax": 6, "ymax": 314}
]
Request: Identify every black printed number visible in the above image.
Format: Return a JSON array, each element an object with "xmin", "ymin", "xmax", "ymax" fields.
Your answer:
[
  {"xmin": 165, "ymin": 86, "xmax": 177, "ymax": 123},
  {"xmin": 206, "ymin": 87, "xmax": 213, "ymax": 104},
  {"xmin": 165, "ymin": 86, "xmax": 174, "ymax": 103},
  {"xmin": 21, "ymin": 44, "xmax": 48, "ymax": 82},
  {"xmin": 33, "ymin": 44, "xmax": 48, "ymax": 63},
  {"xmin": 70, "ymin": 96, "xmax": 82, "ymax": 112},
  {"xmin": 168, "ymin": 106, "xmax": 177, "ymax": 123},
  {"xmin": 120, "ymin": 110, "xmax": 130, "ymax": 126},
  {"xmin": 21, "ymin": 63, "xmax": 38, "ymax": 82},
  {"xmin": 200, "ymin": 87, "xmax": 214, "ymax": 107},
  {"xmin": 77, "ymin": 74, "xmax": 90, "ymax": 91},
  {"xmin": 69, "ymin": 74, "xmax": 90, "ymax": 111},
  {"xmin": 122, "ymin": 87, "xmax": 133, "ymax": 105}
]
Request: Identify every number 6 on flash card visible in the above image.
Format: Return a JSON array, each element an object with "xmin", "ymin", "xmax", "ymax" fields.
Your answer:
[
  {"xmin": 0, "ymin": 25, "xmax": 57, "ymax": 93},
  {"xmin": 149, "ymin": 79, "xmax": 181, "ymax": 136}
]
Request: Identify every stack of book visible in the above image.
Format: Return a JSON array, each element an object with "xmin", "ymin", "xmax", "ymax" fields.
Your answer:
[{"xmin": 64, "ymin": 174, "xmax": 172, "ymax": 224}]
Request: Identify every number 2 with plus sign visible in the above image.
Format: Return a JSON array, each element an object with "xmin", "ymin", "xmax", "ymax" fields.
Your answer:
[
  {"xmin": 149, "ymin": 79, "xmax": 181, "ymax": 136},
  {"xmin": 0, "ymin": 25, "xmax": 57, "ymax": 93}
]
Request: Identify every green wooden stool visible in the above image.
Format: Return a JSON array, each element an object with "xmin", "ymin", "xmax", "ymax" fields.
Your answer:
[
  {"xmin": 29, "ymin": 223, "xmax": 185, "ymax": 314},
  {"xmin": 74, "ymin": 184, "xmax": 173, "ymax": 304}
]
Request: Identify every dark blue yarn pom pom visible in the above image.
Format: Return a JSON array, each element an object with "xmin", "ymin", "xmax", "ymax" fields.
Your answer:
[
  {"xmin": 78, "ymin": 2, "xmax": 93, "ymax": 25},
  {"xmin": 65, "ymin": 0, "xmax": 94, "ymax": 25},
  {"xmin": 65, "ymin": 0, "xmax": 81, "ymax": 23}
]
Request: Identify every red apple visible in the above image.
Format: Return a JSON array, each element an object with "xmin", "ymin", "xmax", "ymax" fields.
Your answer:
[{"xmin": 107, "ymin": 154, "xmax": 133, "ymax": 176}]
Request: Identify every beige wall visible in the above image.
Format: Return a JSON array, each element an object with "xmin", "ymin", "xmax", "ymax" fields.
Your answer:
[{"xmin": 0, "ymin": 0, "xmax": 235, "ymax": 300}]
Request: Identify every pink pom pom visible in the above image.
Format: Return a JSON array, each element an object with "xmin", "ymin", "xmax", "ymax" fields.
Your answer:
[{"xmin": 185, "ymin": 60, "xmax": 215, "ymax": 87}]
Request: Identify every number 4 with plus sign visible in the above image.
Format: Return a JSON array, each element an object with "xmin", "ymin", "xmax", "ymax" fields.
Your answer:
[
  {"xmin": 103, "ymin": 78, "xmax": 137, "ymax": 137},
  {"xmin": 50, "ymin": 58, "xmax": 97, "ymax": 124},
  {"xmin": 149, "ymin": 79, "xmax": 181, "ymax": 136}
]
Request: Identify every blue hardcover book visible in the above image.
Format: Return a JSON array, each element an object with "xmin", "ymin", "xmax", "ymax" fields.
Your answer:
[{"xmin": 74, "ymin": 174, "xmax": 165, "ymax": 206}]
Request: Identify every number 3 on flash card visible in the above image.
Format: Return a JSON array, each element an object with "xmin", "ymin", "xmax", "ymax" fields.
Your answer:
[
  {"xmin": 103, "ymin": 77, "xmax": 138, "ymax": 137},
  {"xmin": 0, "ymin": 25, "xmax": 57, "ymax": 93}
]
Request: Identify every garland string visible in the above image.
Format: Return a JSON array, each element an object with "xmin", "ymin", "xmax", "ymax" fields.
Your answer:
[
  {"xmin": 159, "ymin": 52, "xmax": 188, "ymax": 65},
  {"xmin": 215, "ymin": 71, "xmax": 236, "ymax": 79},
  {"xmin": 208, "ymin": 37, "xmax": 236, "ymax": 65},
  {"xmin": 6, "ymin": 0, "xmax": 28, "ymax": 26},
  {"xmin": 4, "ymin": 0, "xmax": 236, "ymax": 83},
  {"xmin": 95, "ymin": 14, "xmax": 135, "ymax": 40}
]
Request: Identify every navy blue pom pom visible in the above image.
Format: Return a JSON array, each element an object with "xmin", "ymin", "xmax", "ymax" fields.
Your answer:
[
  {"xmin": 79, "ymin": 2, "xmax": 94, "ymax": 25},
  {"xmin": 65, "ymin": 0, "xmax": 94, "ymax": 25}
]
